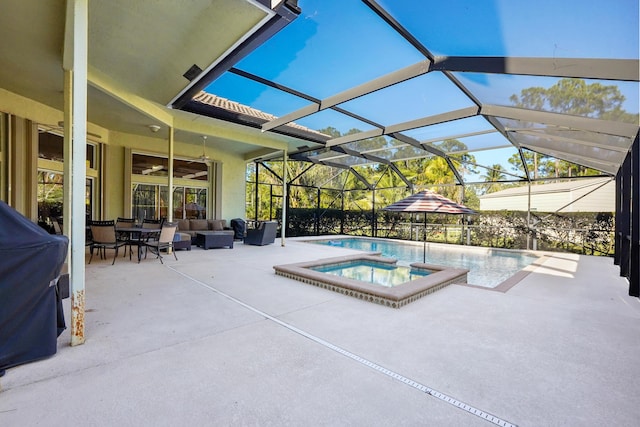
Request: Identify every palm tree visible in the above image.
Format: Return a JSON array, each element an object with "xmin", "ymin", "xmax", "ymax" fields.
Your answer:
[{"xmin": 480, "ymin": 164, "xmax": 507, "ymax": 194}]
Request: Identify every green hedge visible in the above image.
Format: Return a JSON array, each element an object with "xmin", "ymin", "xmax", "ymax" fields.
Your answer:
[{"xmin": 281, "ymin": 208, "xmax": 614, "ymax": 256}]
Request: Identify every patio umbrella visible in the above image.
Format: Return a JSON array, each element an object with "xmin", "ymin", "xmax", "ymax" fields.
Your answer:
[{"xmin": 382, "ymin": 190, "xmax": 476, "ymax": 263}]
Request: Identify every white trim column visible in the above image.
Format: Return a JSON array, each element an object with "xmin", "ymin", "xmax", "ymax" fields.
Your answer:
[
  {"xmin": 64, "ymin": 0, "xmax": 88, "ymax": 346},
  {"xmin": 281, "ymin": 149, "xmax": 287, "ymax": 246},
  {"xmin": 168, "ymin": 127, "xmax": 174, "ymax": 222},
  {"xmin": 63, "ymin": 71, "xmax": 72, "ymax": 241}
]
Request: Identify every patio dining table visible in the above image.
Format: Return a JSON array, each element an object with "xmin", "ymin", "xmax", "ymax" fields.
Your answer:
[{"xmin": 115, "ymin": 227, "xmax": 160, "ymax": 263}]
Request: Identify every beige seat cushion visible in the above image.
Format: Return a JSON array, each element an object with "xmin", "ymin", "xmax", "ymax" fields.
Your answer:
[
  {"xmin": 177, "ymin": 219, "xmax": 190, "ymax": 231},
  {"xmin": 208, "ymin": 219, "xmax": 226, "ymax": 231},
  {"xmin": 190, "ymin": 219, "xmax": 209, "ymax": 231}
]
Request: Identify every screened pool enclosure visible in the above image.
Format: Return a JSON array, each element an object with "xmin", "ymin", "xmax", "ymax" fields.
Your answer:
[{"xmin": 170, "ymin": 1, "xmax": 639, "ymax": 295}]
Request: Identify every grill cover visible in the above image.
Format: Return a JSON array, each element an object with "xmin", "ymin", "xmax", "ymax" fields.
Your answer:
[
  {"xmin": 230, "ymin": 218, "xmax": 246, "ymax": 240},
  {"xmin": 0, "ymin": 201, "xmax": 68, "ymax": 374}
]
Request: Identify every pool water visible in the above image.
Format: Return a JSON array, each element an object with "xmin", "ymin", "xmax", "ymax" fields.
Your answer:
[
  {"xmin": 310, "ymin": 238, "xmax": 538, "ymax": 288},
  {"xmin": 311, "ymin": 260, "xmax": 430, "ymax": 288}
]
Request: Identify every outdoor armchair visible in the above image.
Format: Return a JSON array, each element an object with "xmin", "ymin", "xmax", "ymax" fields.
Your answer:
[{"xmin": 243, "ymin": 221, "xmax": 277, "ymax": 246}]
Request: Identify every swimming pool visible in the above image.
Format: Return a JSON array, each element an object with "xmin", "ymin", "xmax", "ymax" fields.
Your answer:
[{"xmin": 307, "ymin": 238, "xmax": 538, "ymax": 288}]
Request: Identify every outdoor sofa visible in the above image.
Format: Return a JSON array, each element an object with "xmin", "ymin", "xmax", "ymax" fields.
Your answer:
[{"xmin": 176, "ymin": 219, "xmax": 229, "ymax": 243}]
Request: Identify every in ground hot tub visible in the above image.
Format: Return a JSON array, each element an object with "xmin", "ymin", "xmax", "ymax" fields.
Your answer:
[
  {"xmin": 310, "ymin": 259, "xmax": 431, "ymax": 287},
  {"xmin": 274, "ymin": 254, "xmax": 468, "ymax": 308}
]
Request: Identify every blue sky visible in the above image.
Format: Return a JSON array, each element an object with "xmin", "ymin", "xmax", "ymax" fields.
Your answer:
[
  {"xmin": 207, "ymin": 0, "xmax": 639, "ymax": 181},
  {"xmin": 213, "ymin": 0, "xmax": 639, "ymax": 122}
]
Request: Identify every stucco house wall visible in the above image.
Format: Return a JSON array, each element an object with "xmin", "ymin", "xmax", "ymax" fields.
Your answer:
[
  {"xmin": 0, "ymin": 88, "xmax": 249, "ymax": 224},
  {"xmin": 479, "ymin": 179, "xmax": 615, "ymax": 212}
]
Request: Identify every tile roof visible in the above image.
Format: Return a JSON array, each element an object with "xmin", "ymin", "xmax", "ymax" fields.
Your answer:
[{"xmin": 193, "ymin": 91, "xmax": 328, "ymax": 138}]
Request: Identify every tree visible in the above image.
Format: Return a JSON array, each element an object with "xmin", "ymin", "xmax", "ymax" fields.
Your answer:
[
  {"xmin": 424, "ymin": 139, "xmax": 478, "ymax": 178},
  {"xmin": 317, "ymin": 126, "xmax": 342, "ymax": 138},
  {"xmin": 507, "ymin": 150, "xmax": 601, "ymax": 179},
  {"xmin": 480, "ymin": 164, "xmax": 507, "ymax": 194},
  {"xmin": 508, "ymin": 78, "xmax": 637, "ymax": 178},
  {"xmin": 509, "ymin": 78, "xmax": 636, "ymax": 122},
  {"xmin": 508, "ymin": 150, "xmax": 543, "ymax": 179}
]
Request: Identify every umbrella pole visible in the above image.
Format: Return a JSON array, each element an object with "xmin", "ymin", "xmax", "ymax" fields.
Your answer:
[{"xmin": 423, "ymin": 214, "xmax": 426, "ymax": 263}]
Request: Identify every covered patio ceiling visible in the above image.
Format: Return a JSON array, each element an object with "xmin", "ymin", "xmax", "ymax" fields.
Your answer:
[
  {"xmin": 0, "ymin": 0, "xmax": 304, "ymax": 154},
  {"xmin": 180, "ymin": 0, "xmax": 639, "ymax": 185}
]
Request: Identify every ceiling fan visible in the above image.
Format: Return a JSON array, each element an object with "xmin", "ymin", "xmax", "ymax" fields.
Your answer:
[{"xmin": 189, "ymin": 135, "xmax": 212, "ymax": 164}]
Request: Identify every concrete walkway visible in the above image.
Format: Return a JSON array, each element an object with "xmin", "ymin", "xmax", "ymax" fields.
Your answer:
[{"xmin": 1, "ymin": 238, "xmax": 639, "ymax": 426}]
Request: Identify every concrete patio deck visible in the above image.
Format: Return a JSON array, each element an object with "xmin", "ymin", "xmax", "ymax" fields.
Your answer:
[{"xmin": 1, "ymin": 238, "xmax": 639, "ymax": 426}]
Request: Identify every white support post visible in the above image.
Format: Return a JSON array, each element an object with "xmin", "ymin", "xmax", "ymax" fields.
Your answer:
[
  {"xmin": 164, "ymin": 127, "xmax": 175, "ymax": 254},
  {"xmin": 527, "ymin": 181, "xmax": 532, "ymax": 251},
  {"xmin": 66, "ymin": 0, "xmax": 88, "ymax": 346},
  {"xmin": 281, "ymin": 149, "xmax": 287, "ymax": 246},
  {"xmin": 168, "ymin": 127, "xmax": 174, "ymax": 222},
  {"xmin": 63, "ymin": 71, "xmax": 72, "ymax": 246}
]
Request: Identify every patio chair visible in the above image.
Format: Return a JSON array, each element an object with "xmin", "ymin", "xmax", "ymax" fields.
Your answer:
[
  {"xmin": 243, "ymin": 221, "xmax": 277, "ymax": 246},
  {"xmin": 50, "ymin": 217, "xmax": 63, "ymax": 235},
  {"xmin": 122, "ymin": 218, "xmax": 163, "ymax": 262},
  {"xmin": 143, "ymin": 221, "xmax": 177, "ymax": 264},
  {"xmin": 116, "ymin": 217, "xmax": 137, "ymax": 257},
  {"xmin": 142, "ymin": 218, "xmax": 162, "ymax": 229},
  {"xmin": 89, "ymin": 220, "xmax": 126, "ymax": 265},
  {"xmin": 116, "ymin": 217, "xmax": 137, "ymax": 231}
]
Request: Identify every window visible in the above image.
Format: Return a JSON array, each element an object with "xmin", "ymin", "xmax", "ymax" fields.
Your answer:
[
  {"xmin": 183, "ymin": 187, "xmax": 207, "ymax": 219},
  {"xmin": 132, "ymin": 184, "xmax": 158, "ymax": 220},
  {"xmin": 38, "ymin": 131, "xmax": 96, "ymax": 167},
  {"xmin": 132, "ymin": 184, "xmax": 208, "ymax": 220},
  {"xmin": 132, "ymin": 153, "xmax": 208, "ymax": 180},
  {"xmin": 37, "ymin": 131, "xmax": 97, "ymax": 230},
  {"xmin": 131, "ymin": 151, "xmax": 211, "ymax": 220}
]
